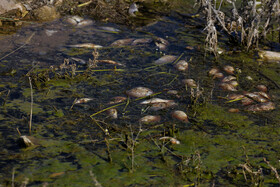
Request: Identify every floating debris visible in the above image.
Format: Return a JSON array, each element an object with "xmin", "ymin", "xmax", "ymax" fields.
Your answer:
[
  {"xmin": 171, "ymin": 110, "xmax": 188, "ymax": 123},
  {"xmin": 139, "ymin": 115, "xmax": 161, "ymax": 124},
  {"xmin": 154, "ymin": 55, "xmax": 178, "ymax": 65},
  {"xmin": 107, "ymin": 108, "xmax": 118, "ymax": 119},
  {"xmin": 108, "ymin": 96, "xmax": 127, "ymax": 105},
  {"xmin": 174, "ymin": 60, "xmax": 188, "ymax": 71},
  {"xmin": 159, "ymin": 136, "xmax": 180, "ymax": 144},
  {"xmin": 110, "ymin": 38, "xmax": 134, "ymax": 46},
  {"xmin": 68, "ymin": 43, "xmax": 103, "ymax": 49},
  {"xmin": 74, "ymin": 98, "xmax": 93, "ymax": 104},
  {"xmin": 126, "ymin": 87, "xmax": 153, "ymax": 98}
]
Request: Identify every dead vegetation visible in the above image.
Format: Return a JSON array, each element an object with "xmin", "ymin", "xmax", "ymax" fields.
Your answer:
[{"xmin": 196, "ymin": 0, "xmax": 280, "ymax": 56}]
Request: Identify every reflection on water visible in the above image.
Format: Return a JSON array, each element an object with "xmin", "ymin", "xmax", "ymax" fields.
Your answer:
[{"xmin": 0, "ymin": 13, "xmax": 280, "ymax": 186}]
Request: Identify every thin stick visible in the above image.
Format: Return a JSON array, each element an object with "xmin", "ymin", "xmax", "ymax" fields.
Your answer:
[
  {"xmin": 264, "ymin": 157, "xmax": 280, "ymax": 183},
  {"xmin": 28, "ymin": 77, "xmax": 33, "ymax": 135},
  {"xmin": 16, "ymin": 128, "xmax": 21, "ymax": 136},
  {"xmin": 0, "ymin": 32, "xmax": 35, "ymax": 61}
]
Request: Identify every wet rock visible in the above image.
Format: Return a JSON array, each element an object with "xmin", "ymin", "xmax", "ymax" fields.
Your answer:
[
  {"xmin": 18, "ymin": 136, "xmax": 40, "ymax": 148},
  {"xmin": 33, "ymin": 5, "xmax": 60, "ymax": 21},
  {"xmin": 0, "ymin": 0, "xmax": 24, "ymax": 15},
  {"xmin": 126, "ymin": 87, "xmax": 153, "ymax": 98}
]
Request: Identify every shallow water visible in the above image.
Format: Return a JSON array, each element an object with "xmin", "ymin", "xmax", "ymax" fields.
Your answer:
[{"xmin": 0, "ymin": 11, "xmax": 280, "ymax": 186}]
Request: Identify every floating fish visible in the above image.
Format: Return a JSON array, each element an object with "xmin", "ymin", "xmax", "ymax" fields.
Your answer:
[
  {"xmin": 221, "ymin": 75, "xmax": 236, "ymax": 83},
  {"xmin": 182, "ymin": 79, "xmax": 197, "ymax": 88},
  {"xmin": 245, "ymin": 102, "xmax": 275, "ymax": 112},
  {"xmin": 256, "ymin": 85, "xmax": 268, "ymax": 92},
  {"xmin": 97, "ymin": 60, "xmax": 123, "ymax": 66},
  {"xmin": 126, "ymin": 87, "xmax": 153, "ymax": 98},
  {"xmin": 171, "ymin": 110, "xmax": 188, "ymax": 123},
  {"xmin": 129, "ymin": 2, "xmax": 138, "ymax": 17},
  {"xmin": 140, "ymin": 98, "xmax": 173, "ymax": 105},
  {"xmin": 154, "ymin": 55, "xmax": 178, "ymax": 65},
  {"xmin": 223, "ymin": 65, "xmax": 235, "ymax": 74},
  {"xmin": 245, "ymin": 92, "xmax": 269, "ymax": 103},
  {"xmin": 154, "ymin": 37, "xmax": 169, "ymax": 50},
  {"xmin": 108, "ymin": 96, "xmax": 127, "ymax": 105},
  {"xmin": 68, "ymin": 43, "xmax": 103, "ymax": 49},
  {"xmin": 131, "ymin": 38, "xmax": 153, "ymax": 45},
  {"xmin": 110, "ymin": 38, "xmax": 134, "ymax": 46},
  {"xmin": 209, "ymin": 67, "xmax": 220, "ymax": 76},
  {"xmin": 107, "ymin": 108, "xmax": 118, "ymax": 119},
  {"xmin": 174, "ymin": 60, "xmax": 188, "ymax": 71},
  {"xmin": 219, "ymin": 83, "xmax": 237, "ymax": 91},
  {"xmin": 99, "ymin": 26, "xmax": 120, "ymax": 32},
  {"xmin": 159, "ymin": 137, "xmax": 180, "ymax": 144},
  {"xmin": 74, "ymin": 98, "xmax": 93, "ymax": 104},
  {"xmin": 150, "ymin": 101, "xmax": 177, "ymax": 111},
  {"xmin": 71, "ymin": 57, "xmax": 87, "ymax": 65},
  {"xmin": 139, "ymin": 115, "xmax": 161, "ymax": 124}
]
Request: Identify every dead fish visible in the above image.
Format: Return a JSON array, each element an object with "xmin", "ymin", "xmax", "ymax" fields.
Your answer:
[
  {"xmin": 245, "ymin": 102, "xmax": 275, "ymax": 112},
  {"xmin": 77, "ymin": 20, "xmax": 93, "ymax": 27},
  {"xmin": 139, "ymin": 115, "xmax": 161, "ymax": 124},
  {"xmin": 45, "ymin": 29, "xmax": 57, "ymax": 36},
  {"xmin": 167, "ymin": 90, "xmax": 180, "ymax": 98},
  {"xmin": 107, "ymin": 108, "xmax": 118, "ymax": 119},
  {"xmin": 126, "ymin": 87, "xmax": 153, "ymax": 98},
  {"xmin": 256, "ymin": 85, "xmax": 268, "ymax": 92},
  {"xmin": 110, "ymin": 38, "xmax": 134, "ymax": 46},
  {"xmin": 241, "ymin": 97, "xmax": 255, "ymax": 106},
  {"xmin": 155, "ymin": 55, "xmax": 178, "ymax": 65},
  {"xmin": 228, "ymin": 94, "xmax": 245, "ymax": 100},
  {"xmin": 97, "ymin": 60, "xmax": 124, "ymax": 66},
  {"xmin": 228, "ymin": 108, "xmax": 240, "ymax": 113},
  {"xmin": 221, "ymin": 75, "xmax": 236, "ymax": 83},
  {"xmin": 140, "ymin": 98, "xmax": 173, "ymax": 105},
  {"xmin": 99, "ymin": 26, "xmax": 120, "ymax": 32},
  {"xmin": 245, "ymin": 92, "xmax": 269, "ymax": 103},
  {"xmin": 150, "ymin": 101, "xmax": 177, "ymax": 111},
  {"xmin": 71, "ymin": 57, "xmax": 87, "ymax": 65},
  {"xmin": 209, "ymin": 67, "xmax": 220, "ymax": 76},
  {"xmin": 154, "ymin": 37, "xmax": 169, "ymax": 50},
  {"xmin": 219, "ymin": 83, "xmax": 237, "ymax": 91},
  {"xmin": 159, "ymin": 136, "xmax": 180, "ymax": 144},
  {"xmin": 228, "ymin": 81, "xmax": 238, "ymax": 87},
  {"xmin": 171, "ymin": 110, "xmax": 188, "ymax": 123},
  {"xmin": 223, "ymin": 65, "xmax": 235, "ymax": 74},
  {"xmin": 174, "ymin": 60, "xmax": 188, "ymax": 71},
  {"xmin": 131, "ymin": 38, "xmax": 153, "ymax": 45},
  {"xmin": 182, "ymin": 79, "xmax": 197, "ymax": 88},
  {"xmin": 258, "ymin": 50, "xmax": 280, "ymax": 61},
  {"xmin": 68, "ymin": 43, "xmax": 103, "ymax": 49},
  {"xmin": 129, "ymin": 2, "xmax": 138, "ymax": 17},
  {"xmin": 66, "ymin": 16, "xmax": 83, "ymax": 25},
  {"xmin": 108, "ymin": 96, "xmax": 127, "ymax": 105},
  {"xmin": 74, "ymin": 98, "xmax": 93, "ymax": 104},
  {"xmin": 213, "ymin": 72, "xmax": 224, "ymax": 79}
]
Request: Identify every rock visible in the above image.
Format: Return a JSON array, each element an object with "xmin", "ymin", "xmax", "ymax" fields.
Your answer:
[
  {"xmin": 33, "ymin": 5, "xmax": 60, "ymax": 21},
  {"xmin": 0, "ymin": 0, "xmax": 24, "ymax": 15}
]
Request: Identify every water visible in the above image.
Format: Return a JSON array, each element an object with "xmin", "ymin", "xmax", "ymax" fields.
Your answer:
[{"xmin": 0, "ymin": 12, "xmax": 280, "ymax": 186}]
